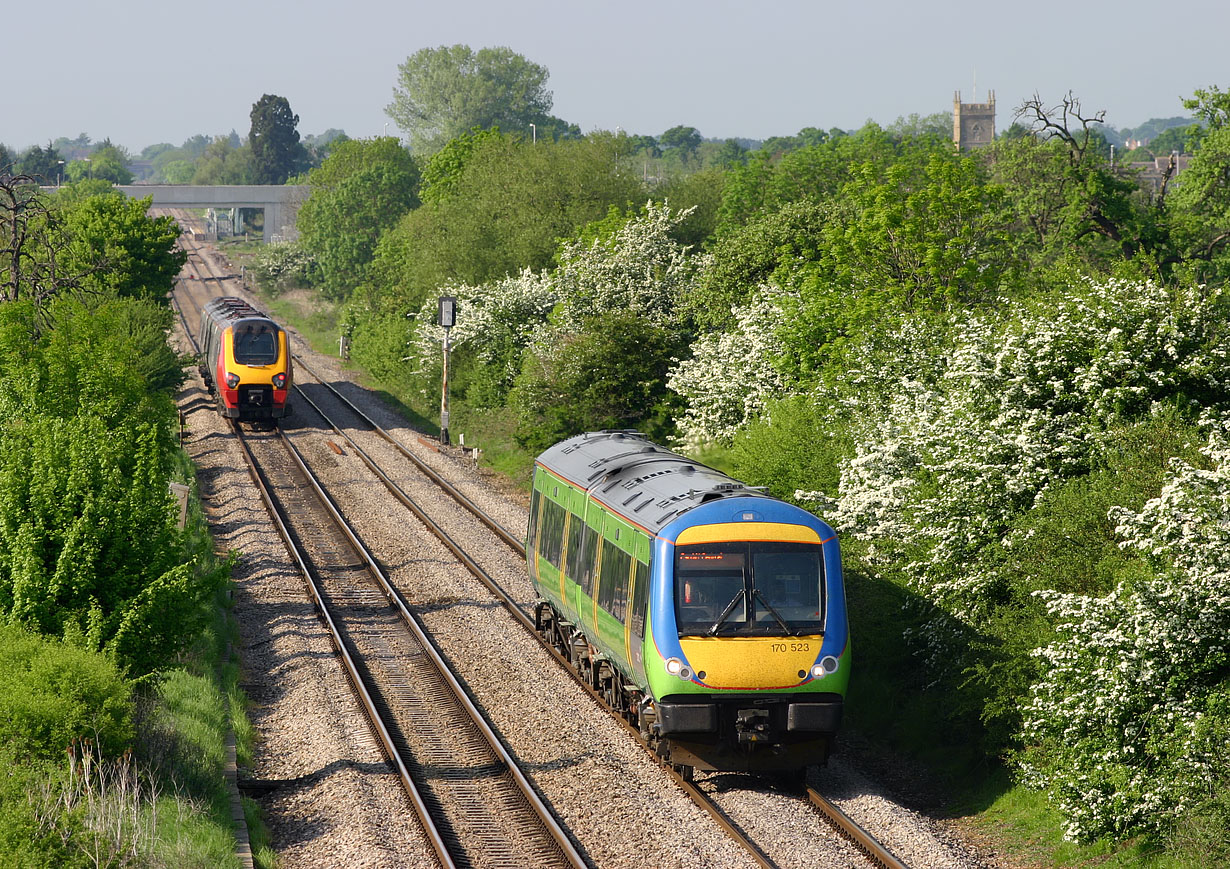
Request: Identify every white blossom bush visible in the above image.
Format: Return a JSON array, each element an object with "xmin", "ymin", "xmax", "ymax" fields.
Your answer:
[
  {"xmin": 405, "ymin": 267, "xmax": 558, "ymax": 396},
  {"xmin": 249, "ymin": 241, "xmax": 316, "ymax": 295},
  {"xmin": 794, "ymin": 276, "xmax": 1230, "ymax": 840},
  {"xmin": 667, "ymin": 284, "xmax": 793, "ymax": 447},
  {"xmin": 1021, "ymin": 426, "xmax": 1230, "ymax": 841},
  {"xmin": 509, "ymin": 202, "xmax": 699, "ymax": 445},
  {"xmin": 406, "ymin": 202, "xmax": 697, "ymax": 382},
  {"xmin": 813, "ymin": 278, "xmax": 1230, "ymax": 627},
  {"xmin": 551, "ymin": 200, "xmax": 697, "ymax": 326}
]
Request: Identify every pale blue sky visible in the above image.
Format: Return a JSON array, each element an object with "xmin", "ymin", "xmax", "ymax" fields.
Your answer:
[{"xmin": 10, "ymin": 0, "xmax": 1228, "ymax": 153}]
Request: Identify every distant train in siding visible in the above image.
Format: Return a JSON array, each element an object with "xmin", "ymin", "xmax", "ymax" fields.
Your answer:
[
  {"xmin": 198, "ymin": 297, "xmax": 292, "ymax": 423},
  {"xmin": 527, "ymin": 431, "xmax": 849, "ymax": 778}
]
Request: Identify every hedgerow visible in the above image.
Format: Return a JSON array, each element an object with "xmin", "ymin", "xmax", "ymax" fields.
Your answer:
[{"xmin": 780, "ymin": 276, "xmax": 1230, "ymax": 840}]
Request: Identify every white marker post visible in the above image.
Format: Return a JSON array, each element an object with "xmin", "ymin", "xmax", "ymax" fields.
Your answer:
[{"xmin": 437, "ymin": 296, "xmax": 457, "ymax": 446}]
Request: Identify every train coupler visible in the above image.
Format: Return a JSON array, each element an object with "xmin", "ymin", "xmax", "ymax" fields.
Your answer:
[{"xmin": 735, "ymin": 708, "xmax": 772, "ymax": 744}]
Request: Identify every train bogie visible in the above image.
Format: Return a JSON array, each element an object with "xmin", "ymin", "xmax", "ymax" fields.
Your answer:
[{"xmin": 527, "ymin": 431, "xmax": 849, "ymax": 774}]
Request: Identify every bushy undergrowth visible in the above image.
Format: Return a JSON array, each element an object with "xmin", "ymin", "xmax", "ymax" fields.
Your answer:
[
  {"xmin": 675, "ymin": 273, "xmax": 1230, "ymax": 845},
  {"xmin": 249, "ymin": 241, "xmax": 318, "ymax": 297},
  {"xmin": 800, "ymin": 277, "xmax": 1230, "ymax": 842},
  {"xmin": 0, "ymin": 625, "xmax": 133, "ymax": 760}
]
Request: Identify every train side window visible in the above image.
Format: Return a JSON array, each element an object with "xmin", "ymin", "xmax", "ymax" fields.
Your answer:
[
  {"xmin": 580, "ymin": 524, "xmax": 599, "ymax": 598},
  {"xmin": 564, "ymin": 511, "xmax": 586, "ymax": 583},
  {"xmin": 527, "ymin": 486, "xmax": 541, "ymax": 553},
  {"xmin": 539, "ymin": 499, "xmax": 566, "ymax": 569},
  {"xmin": 630, "ymin": 559, "xmax": 649, "ymax": 637},
  {"xmin": 599, "ymin": 539, "xmax": 632, "ymax": 621}
]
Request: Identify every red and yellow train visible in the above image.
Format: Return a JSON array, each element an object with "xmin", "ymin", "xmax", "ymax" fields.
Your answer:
[{"xmin": 198, "ymin": 297, "xmax": 292, "ymax": 423}]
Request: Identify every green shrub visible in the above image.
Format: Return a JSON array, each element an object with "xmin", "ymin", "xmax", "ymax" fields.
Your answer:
[
  {"xmin": 0, "ymin": 624, "xmax": 133, "ymax": 760},
  {"xmin": 729, "ymin": 395, "xmax": 848, "ymax": 501},
  {"xmin": 509, "ymin": 312, "xmax": 684, "ymax": 452},
  {"xmin": 345, "ymin": 309, "xmax": 416, "ymax": 387}
]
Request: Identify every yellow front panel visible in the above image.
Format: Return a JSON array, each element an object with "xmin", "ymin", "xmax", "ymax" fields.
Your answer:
[
  {"xmin": 674, "ymin": 522, "xmax": 823, "ymax": 546},
  {"xmin": 679, "ymin": 636, "xmax": 823, "ymax": 689}
]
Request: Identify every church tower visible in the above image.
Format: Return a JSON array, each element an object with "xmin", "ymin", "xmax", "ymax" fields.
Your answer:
[{"xmin": 953, "ymin": 90, "xmax": 996, "ymax": 150}]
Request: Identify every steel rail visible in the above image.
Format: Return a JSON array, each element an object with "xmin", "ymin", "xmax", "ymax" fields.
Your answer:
[
  {"xmin": 292, "ymin": 353, "xmax": 524, "ymax": 552},
  {"xmin": 227, "ymin": 421, "xmax": 457, "ymax": 869},
  {"xmin": 808, "ymin": 789, "xmax": 910, "ymax": 869},
  {"xmin": 174, "ymin": 259, "xmax": 581, "ymax": 868},
  {"xmin": 289, "ymin": 376, "xmax": 778, "ymax": 869},
  {"xmin": 269, "ymin": 426, "xmax": 586, "ymax": 868}
]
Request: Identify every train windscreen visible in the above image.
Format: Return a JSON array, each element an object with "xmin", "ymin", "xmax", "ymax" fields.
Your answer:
[
  {"xmin": 675, "ymin": 541, "xmax": 824, "ymax": 636},
  {"xmin": 233, "ymin": 324, "xmax": 279, "ymax": 365}
]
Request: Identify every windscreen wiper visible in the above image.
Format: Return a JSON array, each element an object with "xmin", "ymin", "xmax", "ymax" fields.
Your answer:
[
  {"xmin": 706, "ymin": 591, "xmax": 746, "ymax": 636},
  {"xmin": 752, "ymin": 589, "xmax": 796, "ymax": 635}
]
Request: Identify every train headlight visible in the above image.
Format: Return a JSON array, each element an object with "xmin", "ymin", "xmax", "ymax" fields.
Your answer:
[
  {"xmin": 272, "ymin": 372, "xmax": 287, "ymax": 389},
  {"xmin": 665, "ymin": 657, "xmax": 692, "ymax": 680},
  {"xmin": 811, "ymin": 656, "xmax": 840, "ymax": 679},
  {"xmin": 225, "ymin": 372, "xmax": 240, "ymax": 389}
]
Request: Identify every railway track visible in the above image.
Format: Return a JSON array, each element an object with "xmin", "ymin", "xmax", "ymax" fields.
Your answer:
[
  {"xmin": 171, "ymin": 248, "xmax": 584, "ymax": 869},
  {"xmin": 227, "ymin": 422, "xmax": 584, "ymax": 869},
  {"xmin": 167, "ymin": 212, "xmax": 925, "ymax": 868},
  {"xmin": 288, "ymin": 353, "xmax": 911, "ymax": 869}
]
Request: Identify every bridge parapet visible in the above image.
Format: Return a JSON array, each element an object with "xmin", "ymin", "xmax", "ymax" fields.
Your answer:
[{"xmin": 113, "ymin": 185, "xmax": 309, "ymax": 242}]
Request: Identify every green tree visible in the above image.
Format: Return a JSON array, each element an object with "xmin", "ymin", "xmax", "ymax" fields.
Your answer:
[
  {"xmin": 418, "ymin": 127, "xmax": 503, "ymax": 204},
  {"xmin": 387, "ymin": 44, "xmax": 553, "ymax": 154},
  {"xmin": 297, "ymin": 137, "xmax": 420, "ymax": 300},
  {"xmin": 160, "ymin": 160, "xmax": 196, "ymax": 184},
  {"xmin": 52, "ymin": 191, "xmax": 186, "ymax": 303},
  {"xmin": 775, "ymin": 150, "xmax": 1016, "ymax": 376},
  {"xmin": 659, "ymin": 125, "xmax": 703, "ymax": 168},
  {"xmin": 1133, "ymin": 123, "xmax": 1203, "ymax": 158},
  {"xmin": 530, "ymin": 115, "xmax": 583, "ymax": 142},
  {"xmin": 509, "ymin": 312, "xmax": 684, "ymax": 451},
  {"xmin": 989, "ymin": 93, "xmax": 1167, "ymax": 271},
  {"xmin": 715, "ymin": 123, "xmax": 899, "ymax": 232},
  {"xmin": 366, "ymin": 132, "xmax": 644, "ymax": 311},
  {"xmin": 886, "ymin": 111, "xmax": 952, "ymax": 140},
  {"xmin": 1169, "ymin": 86, "xmax": 1230, "ymax": 269},
  {"xmin": 249, "ymin": 94, "xmax": 306, "ymax": 184},
  {"xmin": 1, "ymin": 175, "xmax": 81, "ymax": 314},
  {"xmin": 653, "ymin": 166, "xmax": 728, "ymax": 248},
  {"xmin": 689, "ymin": 198, "xmax": 829, "ymax": 330},
  {"xmin": 62, "ymin": 141, "xmax": 132, "ymax": 185},
  {"xmin": 16, "ymin": 144, "xmax": 65, "ymax": 183},
  {"xmin": 191, "ymin": 135, "xmax": 252, "ymax": 184}
]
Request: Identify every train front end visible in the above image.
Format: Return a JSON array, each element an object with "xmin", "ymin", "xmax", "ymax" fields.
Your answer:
[
  {"xmin": 215, "ymin": 318, "xmax": 292, "ymax": 421},
  {"xmin": 646, "ymin": 498, "xmax": 849, "ymax": 772}
]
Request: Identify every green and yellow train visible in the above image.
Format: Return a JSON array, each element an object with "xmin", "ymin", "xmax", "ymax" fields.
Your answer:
[{"xmin": 528, "ymin": 431, "xmax": 849, "ymax": 777}]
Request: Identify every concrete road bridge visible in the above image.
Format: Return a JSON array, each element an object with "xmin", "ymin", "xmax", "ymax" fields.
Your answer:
[{"xmin": 114, "ymin": 185, "xmax": 309, "ymax": 242}]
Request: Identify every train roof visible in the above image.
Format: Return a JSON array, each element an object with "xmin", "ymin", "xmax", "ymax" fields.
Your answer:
[
  {"xmin": 201, "ymin": 296, "xmax": 278, "ymax": 326},
  {"xmin": 535, "ymin": 431, "xmax": 778, "ymax": 534}
]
